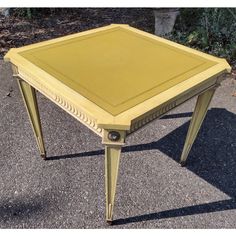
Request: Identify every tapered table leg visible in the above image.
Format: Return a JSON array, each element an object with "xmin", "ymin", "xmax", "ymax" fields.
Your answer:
[
  {"xmin": 180, "ymin": 88, "xmax": 216, "ymax": 166},
  {"xmin": 105, "ymin": 144, "xmax": 122, "ymax": 224},
  {"xmin": 102, "ymin": 130, "xmax": 126, "ymax": 224},
  {"xmin": 17, "ymin": 78, "xmax": 46, "ymax": 159}
]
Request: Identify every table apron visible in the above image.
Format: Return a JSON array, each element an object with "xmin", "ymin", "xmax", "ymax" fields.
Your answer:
[
  {"xmin": 12, "ymin": 64, "xmax": 103, "ymax": 137},
  {"xmin": 12, "ymin": 61, "xmax": 222, "ymax": 137},
  {"xmin": 127, "ymin": 76, "xmax": 220, "ymax": 135}
]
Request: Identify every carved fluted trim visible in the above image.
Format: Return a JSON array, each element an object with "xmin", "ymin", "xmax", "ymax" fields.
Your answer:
[
  {"xmin": 14, "ymin": 65, "xmax": 102, "ymax": 136},
  {"xmin": 54, "ymin": 94, "xmax": 102, "ymax": 135},
  {"xmin": 127, "ymin": 100, "xmax": 177, "ymax": 135}
]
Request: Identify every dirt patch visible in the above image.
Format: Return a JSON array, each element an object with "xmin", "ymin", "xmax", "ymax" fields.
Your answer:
[
  {"xmin": 0, "ymin": 8, "xmax": 155, "ymax": 58},
  {"xmin": 1, "ymin": 8, "xmax": 235, "ymax": 77}
]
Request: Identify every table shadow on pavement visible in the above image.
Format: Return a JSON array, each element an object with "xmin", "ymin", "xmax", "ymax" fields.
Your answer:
[
  {"xmin": 0, "ymin": 197, "xmax": 49, "ymax": 224},
  {"xmin": 47, "ymin": 108, "xmax": 236, "ymax": 225}
]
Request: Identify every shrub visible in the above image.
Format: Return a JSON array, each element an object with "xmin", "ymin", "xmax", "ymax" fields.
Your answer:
[{"xmin": 168, "ymin": 8, "xmax": 236, "ymax": 64}]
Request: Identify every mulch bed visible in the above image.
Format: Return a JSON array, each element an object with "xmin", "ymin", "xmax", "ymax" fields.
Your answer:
[{"xmin": 0, "ymin": 8, "xmax": 155, "ymax": 59}]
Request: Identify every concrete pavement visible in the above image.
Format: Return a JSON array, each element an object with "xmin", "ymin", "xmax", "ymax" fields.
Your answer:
[{"xmin": 1, "ymin": 60, "xmax": 236, "ymax": 228}]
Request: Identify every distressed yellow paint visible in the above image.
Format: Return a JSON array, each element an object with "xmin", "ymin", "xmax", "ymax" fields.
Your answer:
[
  {"xmin": 4, "ymin": 24, "xmax": 231, "ymax": 128},
  {"xmin": 18, "ymin": 27, "xmax": 216, "ymax": 115},
  {"xmin": 4, "ymin": 24, "xmax": 231, "ymax": 223}
]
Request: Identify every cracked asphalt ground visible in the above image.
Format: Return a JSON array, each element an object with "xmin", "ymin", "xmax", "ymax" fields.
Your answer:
[{"xmin": 1, "ymin": 60, "xmax": 236, "ymax": 228}]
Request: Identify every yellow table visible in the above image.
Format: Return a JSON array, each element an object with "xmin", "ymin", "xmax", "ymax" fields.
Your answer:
[{"xmin": 4, "ymin": 24, "xmax": 231, "ymax": 223}]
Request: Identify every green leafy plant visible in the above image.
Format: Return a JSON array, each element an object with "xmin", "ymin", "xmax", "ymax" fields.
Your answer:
[{"xmin": 169, "ymin": 8, "xmax": 236, "ymax": 64}]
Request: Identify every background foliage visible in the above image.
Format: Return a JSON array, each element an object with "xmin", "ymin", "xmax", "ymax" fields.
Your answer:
[
  {"xmin": 11, "ymin": 8, "xmax": 236, "ymax": 65},
  {"xmin": 169, "ymin": 8, "xmax": 236, "ymax": 64}
]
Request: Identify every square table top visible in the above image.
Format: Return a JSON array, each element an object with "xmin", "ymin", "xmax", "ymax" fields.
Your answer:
[{"xmin": 4, "ymin": 24, "xmax": 231, "ymax": 129}]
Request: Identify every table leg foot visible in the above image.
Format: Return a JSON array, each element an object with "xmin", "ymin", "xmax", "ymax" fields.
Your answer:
[
  {"xmin": 40, "ymin": 153, "xmax": 46, "ymax": 160},
  {"xmin": 106, "ymin": 220, "xmax": 113, "ymax": 225},
  {"xmin": 180, "ymin": 160, "xmax": 186, "ymax": 167}
]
